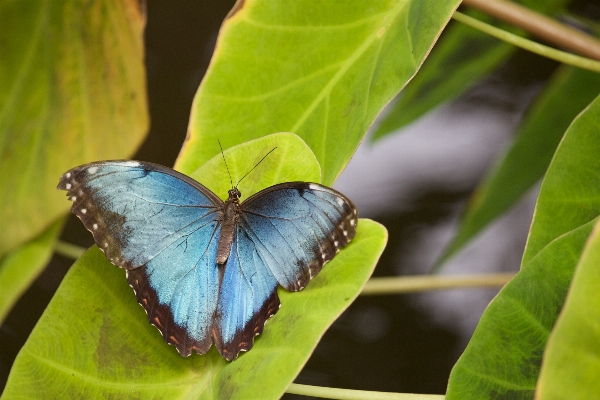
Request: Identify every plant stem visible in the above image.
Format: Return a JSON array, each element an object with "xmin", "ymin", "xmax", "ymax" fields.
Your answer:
[
  {"xmin": 462, "ymin": 0, "xmax": 600, "ymax": 61},
  {"xmin": 452, "ymin": 11, "xmax": 600, "ymax": 73},
  {"xmin": 55, "ymin": 241, "xmax": 86, "ymax": 259},
  {"xmin": 361, "ymin": 273, "xmax": 515, "ymax": 296},
  {"xmin": 287, "ymin": 383, "xmax": 445, "ymax": 399}
]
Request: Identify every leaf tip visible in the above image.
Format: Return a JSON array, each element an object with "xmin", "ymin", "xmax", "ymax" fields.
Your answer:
[{"xmin": 226, "ymin": 0, "xmax": 246, "ymax": 20}]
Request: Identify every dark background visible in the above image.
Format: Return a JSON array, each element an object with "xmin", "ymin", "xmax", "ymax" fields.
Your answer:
[{"xmin": 2, "ymin": 0, "xmax": 597, "ymax": 396}]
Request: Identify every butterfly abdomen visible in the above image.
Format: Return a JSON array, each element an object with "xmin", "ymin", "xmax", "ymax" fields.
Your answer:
[{"xmin": 216, "ymin": 191, "xmax": 241, "ymax": 264}]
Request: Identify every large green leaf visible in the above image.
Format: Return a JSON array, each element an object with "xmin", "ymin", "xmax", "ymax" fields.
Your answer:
[
  {"xmin": 0, "ymin": 0, "xmax": 148, "ymax": 257},
  {"xmin": 536, "ymin": 218, "xmax": 600, "ymax": 399},
  {"xmin": 446, "ymin": 93, "xmax": 600, "ymax": 398},
  {"xmin": 4, "ymin": 136, "xmax": 388, "ymax": 399},
  {"xmin": 438, "ymin": 67, "xmax": 600, "ymax": 266},
  {"xmin": 446, "ymin": 219, "xmax": 595, "ymax": 399},
  {"xmin": 175, "ymin": 0, "xmax": 461, "ymax": 185},
  {"xmin": 189, "ymin": 132, "xmax": 321, "ymax": 200},
  {"xmin": 522, "ymin": 94, "xmax": 600, "ymax": 264},
  {"xmin": 0, "ymin": 219, "xmax": 63, "ymax": 324},
  {"xmin": 372, "ymin": 0, "xmax": 570, "ymax": 139}
]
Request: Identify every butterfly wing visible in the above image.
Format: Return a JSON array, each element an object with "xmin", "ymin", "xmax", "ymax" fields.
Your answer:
[
  {"xmin": 211, "ymin": 182, "xmax": 358, "ymax": 360},
  {"xmin": 126, "ymin": 225, "xmax": 221, "ymax": 356},
  {"xmin": 57, "ymin": 161, "xmax": 224, "ymax": 356},
  {"xmin": 239, "ymin": 182, "xmax": 358, "ymax": 292},
  {"xmin": 213, "ymin": 227, "xmax": 280, "ymax": 361}
]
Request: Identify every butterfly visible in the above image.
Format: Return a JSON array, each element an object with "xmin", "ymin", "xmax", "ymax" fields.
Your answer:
[{"xmin": 57, "ymin": 158, "xmax": 357, "ymax": 360}]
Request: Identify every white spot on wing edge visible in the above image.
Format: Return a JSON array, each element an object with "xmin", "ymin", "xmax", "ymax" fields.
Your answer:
[
  {"xmin": 93, "ymin": 223, "xmax": 98, "ymax": 230},
  {"xmin": 336, "ymin": 198, "xmax": 344, "ymax": 207},
  {"xmin": 350, "ymin": 219, "xmax": 356, "ymax": 226},
  {"xmin": 87, "ymin": 166, "xmax": 98, "ymax": 174},
  {"xmin": 308, "ymin": 183, "xmax": 320, "ymax": 190},
  {"xmin": 120, "ymin": 161, "xmax": 141, "ymax": 167},
  {"xmin": 65, "ymin": 183, "xmax": 72, "ymax": 189},
  {"xmin": 81, "ymin": 208, "xmax": 87, "ymax": 214},
  {"xmin": 71, "ymin": 196, "xmax": 77, "ymax": 201},
  {"xmin": 65, "ymin": 172, "xmax": 72, "ymax": 178}
]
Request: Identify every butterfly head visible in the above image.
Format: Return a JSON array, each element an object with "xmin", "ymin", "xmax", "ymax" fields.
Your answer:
[{"xmin": 227, "ymin": 187, "xmax": 242, "ymax": 202}]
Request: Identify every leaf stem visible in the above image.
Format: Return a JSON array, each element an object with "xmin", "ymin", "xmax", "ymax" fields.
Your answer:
[
  {"xmin": 462, "ymin": 0, "xmax": 600, "ymax": 61},
  {"xmin": 286, "ymin": 383, "xmax": 445, "ymax": 399},
  {"xmin": 361, "ymin": 273, "xmax": 515, "ymax": 296},
  {"xmin": 452, "ymin": 11, "xmax": 600, "ymax": 73},
  {"xmin": 54, "ymin": 241, "xmax": 86, "ymax": 259}
]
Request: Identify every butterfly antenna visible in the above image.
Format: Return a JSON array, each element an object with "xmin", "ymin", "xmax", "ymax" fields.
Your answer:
[
  {"xmin": 218, "ymin": 140, "xmax": 234, "ymax": 189},
  {"xmin": 236, "ymin": 147, "xmax": 277, "ymax": 187}
]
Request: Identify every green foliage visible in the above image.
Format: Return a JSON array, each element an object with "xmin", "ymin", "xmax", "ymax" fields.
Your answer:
[
  {"xmin": 522, "ymin": 95, "xmax": 600, "ymax": 263},
  {"xmin": 3, "ymin": 0, "xmax": 600, "ymax": 398},
  {"xmin": 176, "ymin": 0, "xmax": 461, "ymax": 185},
  {"xmin": 537, "ymin": 219, "xmax": 600, "ymax": 400},
  {"xmin": 372, "ymin": 0, "xmax": 570, "ymax": 139},
  {"xmin": 190, "ymin": 132, "xmax": 321, "ymax": 200},
  {"xmin": 446, "ymin": 220, "xmax": 595, "ymax": 398},
  {"xmin": 447, "ymin": 94, "xmax": 600, "ymax": 398},
  {"xmin": 0, "ymin": 0, "xmax": 148, "ymax": 257},
  {"xmin": 439, "ymin": 66, "xmax": 600, "ymax": 266},
  {"xmin": 0, "ymin": 219, "xmax": 63, "ymax": 324},
  {"xmin": 0, "ymin": 0, "xmax": 148, "ymax": 341},
  {"xmin": 2, "ymin": 0, "xmax": 405, "ymax": 396}
]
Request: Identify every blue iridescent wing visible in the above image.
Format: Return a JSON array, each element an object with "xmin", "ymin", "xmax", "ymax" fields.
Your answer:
[
  {"xmin": 211, "ymin": 182, "xmax": 358, "ymax": 360},
  {"xmin": 240, "ymin": 182, "xmax": 358, "ymax": 291},
  {"xmin": 57, "ymin": 161, "xmax": 223, "ymax": 356},
  {"xmin": 214, "ymin": 227, "xmax": 280, "ymax": 361}
]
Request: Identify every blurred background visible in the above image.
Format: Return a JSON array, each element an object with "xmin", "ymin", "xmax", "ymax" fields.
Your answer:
[{"xmin": 2, "ymin": 0, "xmax": 597, "ymax": 396}]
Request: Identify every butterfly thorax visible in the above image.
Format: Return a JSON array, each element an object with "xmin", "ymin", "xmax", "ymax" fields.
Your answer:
[{"xmin": 216, "ymin": 188, "xmax": 242, "ymax": 265}]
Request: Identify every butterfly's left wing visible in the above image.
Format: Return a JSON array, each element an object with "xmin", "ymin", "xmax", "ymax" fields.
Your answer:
[
  {"xmin": 57, "ymin": 161, "xmax": 225, "ymax": 356},
  {"xmin": 211, "ymin": 182, "xmax": 358, "ymax": 360}
]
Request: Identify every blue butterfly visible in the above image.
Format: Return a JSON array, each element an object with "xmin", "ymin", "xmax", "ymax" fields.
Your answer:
[{"xmin": 57, "ymin": 159, "xmax": 357, "ymax": 360}]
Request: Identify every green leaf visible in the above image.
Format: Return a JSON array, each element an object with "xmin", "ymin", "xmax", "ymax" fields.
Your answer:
[
  {"xmin": 446, "ymin": 219, "xmax": 595, "ymax": 399},
  {"xmin": 438, "ymin": 66, "xmax": 600, "ymax": 266},
  {"xmin": 372, "ymin": 0, "xmax": 570, "ymax": 139},
  {"xmin": 0, "ymin": 218, "xmax": 63, "ymax": 324},
  {"xmin": 0, "ymin": 0, "xmax": 148, "ymax": 257},
  {"xmin": 522, "ymin": 94, "xmax": 600, "ymax": 264},
  {"xmin": 447, "ymin": 92, "xmax": 600, "ymax": 398},
  {"xmin": 175, "ymin": 0, "xmax": 461, "ymax": 186},
  {"xmin": 536, "ymin": 219, "xmax": 600, "ymax": 400},
  {"xmin": 4, "ymin": 138, "xmax": 388, "ymax": 398},
  {"xmin": 189, "ymin": 132, "xmax": 321, "ymax": 199},
  {"xmin": 4, "ymin": 226, "xmax": 387, "ymax": 400}
]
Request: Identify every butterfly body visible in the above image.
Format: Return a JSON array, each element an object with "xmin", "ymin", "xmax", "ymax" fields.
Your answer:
[
  {"xmin": 58, "ymin": 160, "xmax": 357, "ymax": 360},
  {"xmin": 216, "ymin": 188, "xmax": 241, "ymax": 265}
]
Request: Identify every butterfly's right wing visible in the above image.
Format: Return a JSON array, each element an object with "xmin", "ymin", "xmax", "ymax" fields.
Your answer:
[
  {"xmin": 58, "ymin": 161, "xmax": 224, "ymax": 356},
  {"xmin": 239, "ymin": 182, "xmax": 358, "ymax": 292},
  {"xmin": 211, "ymin": 182, "xmax": 357, "ymax": 360},
  {"xmin": 213, "ymin": 227, "xmax": 281, "ymax": 361}
]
